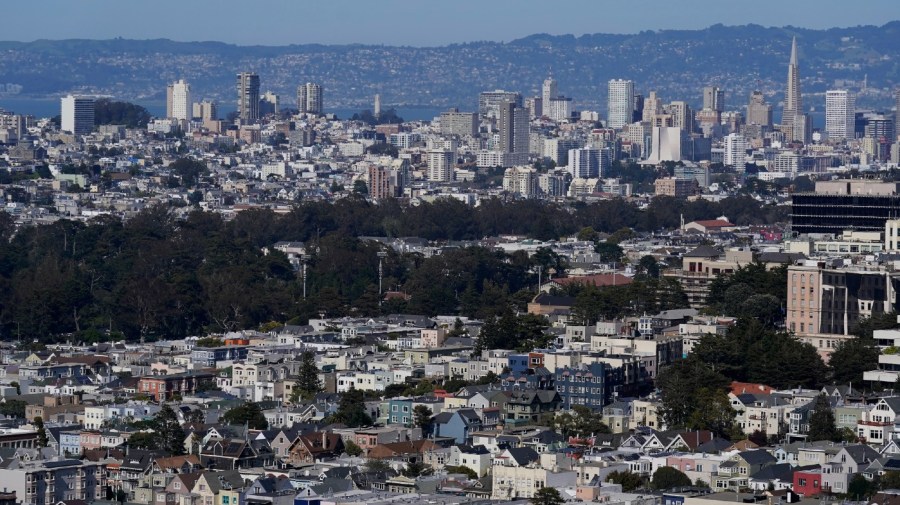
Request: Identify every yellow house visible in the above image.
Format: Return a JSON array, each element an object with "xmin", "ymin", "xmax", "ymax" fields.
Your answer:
[{"xmin": 192, "ymin": 470, "xmax": 248, "ymax": 505}]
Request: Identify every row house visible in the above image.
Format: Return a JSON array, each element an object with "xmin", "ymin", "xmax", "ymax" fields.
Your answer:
[
  {"xmin": 137, "ymin": 371, "xmax": 216, "ymax": 401},
  {"xmin": 0, "ymin": 458, "xmax": 107, "ymax": 505}
]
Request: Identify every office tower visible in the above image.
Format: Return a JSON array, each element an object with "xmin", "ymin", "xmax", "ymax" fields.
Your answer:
[
  {"xmin": 667, "ymin": 101, "xmax": 693, "ymax": 132},
  {"xmin": 723, "ymin": 133, "xmax": 749, "ymax": 168},
  {"xmin": 792, "ymin": 113, "xmax": 813, "ymax": 145},
  {"xmin": 542, "ymin": 73, "xmax": 557, "ymax": 114},
  {"xmin": 703, "ymin": 86, "xmax": 725, "ymax": 113},
  {"xmin": 60, "ymin": 95, "xmax": 95, "ymax": 136},
  {"xmin": 895, "ymin": 88, "xmax": 900, "ymax": 140},
  {"xmin": 236, "ymin": 72, "xmax": 260, "ymax": 122},
  {"xmin": 166, "ymin": 79, "xmax": 191, "ymax": 121},
  {"xmin": 567, "ymin": 147, "xmax": 610, "ymax": 179},
  {"xmin": 546, "ymin": 97, "xmax": 572, "ymax": 122},
  {"xmin": 427, "ymin": 149, "xmax": 455, "ymax": 182},
  {"xmin": 525, "ymin": 97, "xmax": 542, "ymax": 119},
  {"xmin": 643, "ymin": 91, "xmax": 662, "ymax": 123},
  {"xmin": 478, "ymin": 90, "xmax": 522, "ymax": 119},
  {"xmin": 825, "ymin": 90, "xmax": 855, "ymax": 140},
  {"xmin": 297, "ymin": 83, "xmax": 323, "ymax": 115},
  {"xmin": 259, "ymin": 91, "xmax": 279, "ymax": 116},
  {"xmin": 633, "ymin": 94, "xmax": 644, "ymax": 122},
  {"xmin": 499, "ymin": 101, "xmax": 529, "ymax": 154},
  {"xmin": 439, "ymin": 108, "xmax": 478, "ymax": 137},
  {"xmin": 781, "ymin": 37, "xmax": 803, "ymax": 140},
  {"xmin": 747, "ymin": 90, "xmax": 773, "ymax": 128},
  {"xmin": 374, "ymin": 94, "xmax": 381, "ymax": 117},
  {"xmin": 192, "ymin": 100, "xmax": 217, "ymax": 122},
  {"xmin": 607, "ymin": 79, "xmax": 634, "ymax": 129}
]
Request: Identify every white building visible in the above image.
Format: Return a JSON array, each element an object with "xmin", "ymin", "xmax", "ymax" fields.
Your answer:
[
  {"xmin": 723, "ymin": 133, "xmax": 749, "ymax": 168},
  {"xmin": 502, "ymin": 166, "xmax": 538, "ymax": 197},
  {"xmin": 567, "ymin": 147, "xmax": 610, "ymax": 179},
  {"xmin": 825, "ymin": 89, "xmax": 855, "ymax": 140},
  {"xmin": 427, "ymin": 149, "xmax": 455, "ymax": 182},
  {"xmin": 297, "ymin": 82, "xmax": 323, "ymax": 114},
  {"xmin": 60, "ymin": 95, "xmax": 95, "ymax": 136},
  {"xmin": 547, "ymin": 97, "xmax": 572, "ymax": 122},
  {"xmin": 607, "ymin": 79, "xmax": 634, "ymax": 129},
  {"xmin": 542, "ymin": 74, "xmax": 557, "ymax": 113},
  {"xmin": 167, "ymin": 79, "xmax": 191, "ymax": 121}
]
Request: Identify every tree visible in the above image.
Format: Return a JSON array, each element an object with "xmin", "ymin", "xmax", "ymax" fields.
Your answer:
[
  {"xmin": 402, "ymin": 460, "xmax": 431, "ymax": 477},
  {"xmin": 291, "ymin": 351, "xmax": 322, "ymax": 402},
  {"xmin": 155, "ymin": 404, "xmax": 186, "ymax": 455},
  {"xmin": 185, "ymin": 409, "xmax": 205, "ymax": 424},
  {"xmin": 531, "ymin": 487, "xmax": 565, "ymax": 505},
  {"xmin": 657, "ymin": 359, "xmax": 729, "ymax": 430},
  {"xmin": 0, "ymin": 399, "xmax": 27, "ymax": 418},
  {"xmin": 881, "ymin": 471, "xmax": 900, "ymax": 490},
  {"xmin": 651, "ymin": 466, "xmax": 692, "ymax": 490},
  {"xmin": 807, "ymin": 393, "xmax": 839, "ymax": 442},
  {"xmin": 222, "ymin": 402, "xmax": 268, "ymax": 430},
  {"xmin": 365, "ymin": 459, "xmax": 391, "ymax": 472},
  {"xmin": 127, "ymin": 431, "xmax": 157, "ymax": 450},
  {"xmin": 331, "ymin": 389, "xmax": 373, "ymax": 428},
  {"xmin": 607, "ymin": 470, "xmax": 644, "ymax": 492},
  {"xmin": 353, "ymin": 180, "xmax": 369, "ymax": 196},
  {"xmin": 595, "ymin": 241, "xmax": 624, "ymax": 263},
  {"xmin": 34, "ymin": 416, "xmax": 49, "ymax": 448},
  {"xmin": 445, "ymin": 465, "xmax": 478, "ymax": 479},
  {"xmin": 10, "ymin": 381, "xmax": 20, "ymax": 395},
  {"xmin": 344, "ymin": 440, "xmax": 364, "ymax": 457},
  {"xmin": 829, "ymin": 337, "xmax": 879, "ymax": 385},
  {"xmin": 413, "ymin": 405, "xmax": 433, "ymax": 431},
  {"xmin": 848, "ymin": 473, "xmax": 876, "ymax": 500},
  {"xmin": 194, "ymin": 337, "xmax": 224, "ymax": 348}
]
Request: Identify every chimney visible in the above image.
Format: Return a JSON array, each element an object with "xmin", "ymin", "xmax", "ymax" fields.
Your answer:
[{"xmin": 322, "ymin": 431, "xmax": 328, "ymax": 448}]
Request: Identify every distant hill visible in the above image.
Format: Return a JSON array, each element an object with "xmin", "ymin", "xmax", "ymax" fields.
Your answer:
[{"xmin": 1, "ymin": 22, "xmax": 898, "ymax": 114}]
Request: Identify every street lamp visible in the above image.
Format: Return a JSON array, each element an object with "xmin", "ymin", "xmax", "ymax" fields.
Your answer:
[{"xmin": 377, "ymin": 251, "xmax": 388, "ymax": 295}]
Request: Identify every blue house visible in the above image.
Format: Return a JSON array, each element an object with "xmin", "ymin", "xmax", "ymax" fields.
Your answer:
[
  {"xmin": 433, "ymin": 409, "xmax": 482, "ymax": 444},
  {"xmin": 59, "ymin": 430, "xmax": 82, "ymax": 456},
  {"xmin": 507, "ymin": 354, "xmax": 530, "ymax": 373},
  {"xmin": 554, "ymin": 362, "xmax": 620, "ymax": 410},
  {"xmin": 387, "ymin": 397, "xmax": 414, "ymax": 426},
  {"xmin": 190, "ymin": 346, "xmax": 249, "ymax": 367}
]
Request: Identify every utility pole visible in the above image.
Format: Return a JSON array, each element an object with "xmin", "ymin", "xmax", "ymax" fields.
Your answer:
[{"xmin": 301, "ymin": 253, "xmax": 309, "ymax": 299}]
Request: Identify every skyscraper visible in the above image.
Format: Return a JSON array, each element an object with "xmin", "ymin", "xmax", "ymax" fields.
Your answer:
[
  {"xmin": 703, "ymin": 86, "xmax": 725, "ymax": 113},
  {"xmin": 236, "ymin": 72, "xmax": 260, "ymax": 122},
  {"xmin": 781, "ymin": 37, "xmax": 802, "ymax": 141},
  {"xmin": 60, "ymin": 94, "xmax": 95, "ymax": 136},
  {"xmin": 479, "ymin": 90, "xmax": 522, "ymax": 119},
  {"xmin": 166, "ymin": 79, "xmax": 191, "ymax": 121},
  {"xmin": 894, "ymin": 88, "xmax": 900, "ymax": 141},
  {"xmin": 297, "ymin": 83, "xmax": 323, "ymax": 115},
  {"xmin": 747, "ymin": 90, "xmax": 773, "ymax": 128},
  {"xmin": 607, "ymin": 79, "xmax": 634, "ymax": 129},
  {"xmin": 567, "ymin": 147, "xmax": 611, "ymax": 179},
  {"xmin": 542, "ymin": 73, "xmax": 557, "ymax": 115},
  {"xmin": 825, "ymin": 90, "xmax": 855, "ymax": 140},
  {"xmin": 499, "ymin": 100, "xmax": 529, "ymax": 154}
]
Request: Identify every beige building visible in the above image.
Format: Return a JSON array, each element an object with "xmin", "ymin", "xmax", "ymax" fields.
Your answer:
[
  {"xmin": 654, "ymin": 177, "xmax": 697, "ymax": 198},
  {"xmin": 663, "ymin": 246, "xmax": 753, "ymax": 307}
]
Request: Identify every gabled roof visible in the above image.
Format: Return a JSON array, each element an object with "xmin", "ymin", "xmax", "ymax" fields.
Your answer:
[
  {"xmin": 749, "ymin": 463, "xmax": 794, "ymax": 481},
  {"xmin": 683, "ymin": 245, "xmax": 722, "ymax": 258},
  {"xmin": 739, "ymin": 449, "xmax": 777, "ymax": 466},
  {"xmin": 505, "ymin": 447, "xmax": 540, "ymax": 467}
]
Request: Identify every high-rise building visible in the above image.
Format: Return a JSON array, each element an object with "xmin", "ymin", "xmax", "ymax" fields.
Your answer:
[
  {"xmin": 703, "ymin": 86, "xmax": 725, "ymax": 113},
  {"xmin": 747, "ymin": 90, "xmax": 773, "ymax": 128},
  {"xmin": 166, "ymin": 79, "xmax": 191, "ymax": 121},
  {"xmin": 633, "ymin": 94, "xmax": 644, "ymax": 123},
  {"xmin": 825, "ymin": 90, "xmax": 855, "ymax": 140},
  {"xmin": 643, "ymin": 91, "xmax": 662, "ymax": 123},
  {"xmin": 259, "ymin": 91, "xmax": 279, "ymax": 116},
  {"xmin": 567, "ymin": 147, "xmax": 611, "ymax": 179},
  {"xmin": 503, "ymin": 166, "xmax": 538, "ymax": 197},
  {"xmin": 781, "ymin": 37, "xmax": 803, "ymax": 141},
  {"xmin": 192, "ymin": 100, "xmax": 217, "ymax": 122},
  {"xmin": 723, "ymin": 133, "xmax": 749, "ymax": 168},
  {"xmin": 542, "ymin": 74, "xmax": 558, "ymax": 115},
  {"xmin": 546, "ymin": 97, "xmax": 572, "ymax": 122},
  {"xmin": 60, "ymin": 94, "xmax": 95, "ymax": 136},
  {"xmin": 499, "ymin": 101, "xmax": 529, "ymax": 154},
  {"xmin": 427, "ymin": 149, "xmax": 455, "ymax": 182},
  {"xmin": 525, "ymin": 97, "xmax": 542, "ymax": 119},
  {"xmin": 439, "ymin": 108, "xmax": 478, "ymax": 137},
  {"xmin": 607, "ymin": 79, "xmax": 634, "ymax": 129},
  {"xmin": 236, "ymin": 72, "xmax": 260, "ymax": 122},
  {"xmin": 894, "ymin": 88, "xmax": 900, "ymax": 141},
  {"xmin": 666, "ymin": 101, "xmax": 693, "ymax": 132},
  {"xmin": 479, "ymin": 90, "xmax": 522, "ymax": 119},
  {"xmin": 297, "ymin": 83, "xmax": 323, "ymax": 115}
]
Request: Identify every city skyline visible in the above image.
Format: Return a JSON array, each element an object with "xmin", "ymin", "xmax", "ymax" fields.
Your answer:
[{"xmin": 2, "ymin": 0, "xmax": 899, "ymax": 46}]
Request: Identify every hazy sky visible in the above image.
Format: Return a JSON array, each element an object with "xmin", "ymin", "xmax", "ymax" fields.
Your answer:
[{"xmin": 5, "ymin": 0, "xmax": 900, "ymax": 46}]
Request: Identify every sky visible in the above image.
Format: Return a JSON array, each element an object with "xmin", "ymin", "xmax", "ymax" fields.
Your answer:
[{"xmin": 4, "ymin": 0, "xmax": 900, "ymax": 46}]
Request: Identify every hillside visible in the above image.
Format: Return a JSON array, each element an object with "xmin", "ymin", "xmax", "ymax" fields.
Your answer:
[{"xmin": 0, "ymin": 22, "xmax": 898, "ymax": 112}]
